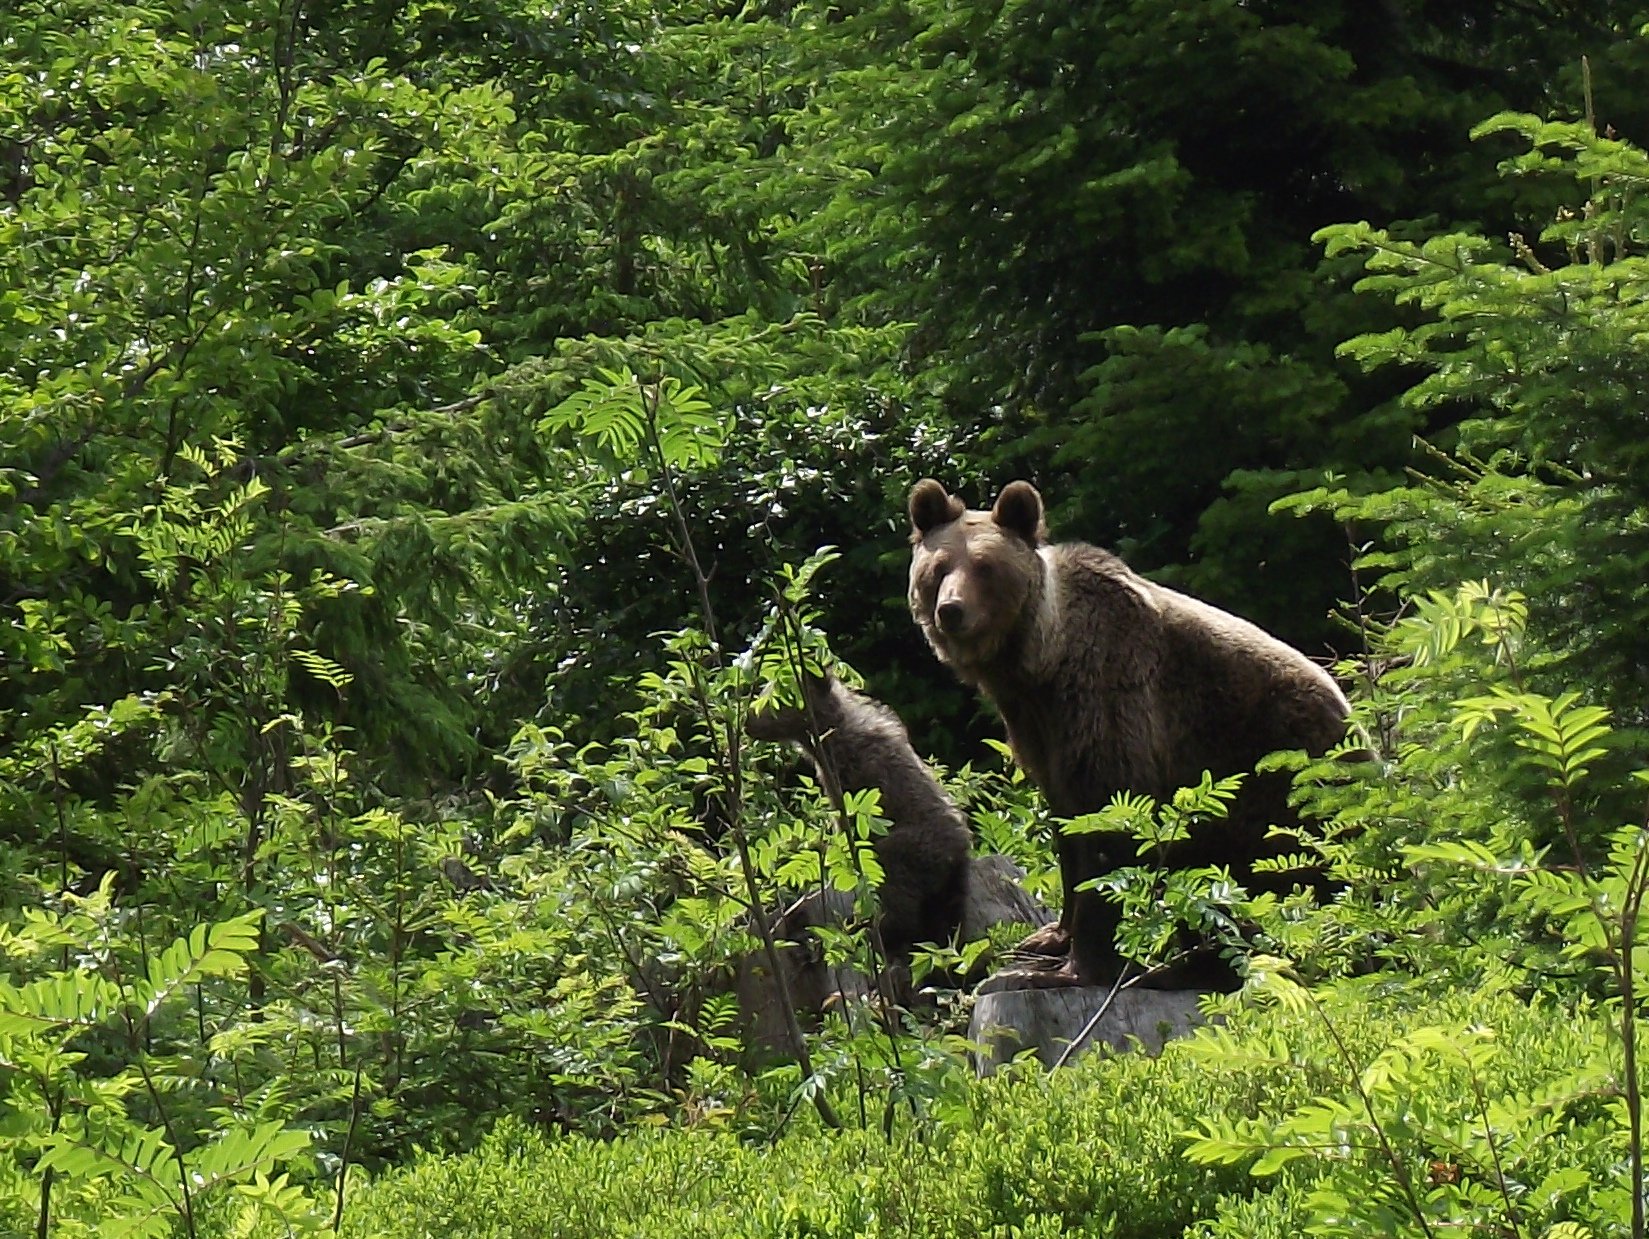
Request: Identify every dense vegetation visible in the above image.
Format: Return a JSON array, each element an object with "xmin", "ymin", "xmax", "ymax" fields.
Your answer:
[{"xmin": 5, "ymin": 1, "xmax": 1649, "ymax": 1235}]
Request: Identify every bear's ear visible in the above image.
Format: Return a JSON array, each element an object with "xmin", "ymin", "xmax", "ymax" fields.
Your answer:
[
  {"xmin": 991, "ymin": 481, "xmax": 1046, "ymax": 544},
  {"xmin": 908, "ymin": 478, "xmax": 964, "ymax": 534}
]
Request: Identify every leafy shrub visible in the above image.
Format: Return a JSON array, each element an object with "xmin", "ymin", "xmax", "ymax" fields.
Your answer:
[
  {"xmin": 335, "ymin": 978, "xmax": 1612, "ymax": 1238},
  {"xmin": 1189, "ymin": 977, "xmax": 1620, "ymax": 1237},
  {"xmin": 0, "ymin": 889, "xmax": 325, "ymax": 1237}
]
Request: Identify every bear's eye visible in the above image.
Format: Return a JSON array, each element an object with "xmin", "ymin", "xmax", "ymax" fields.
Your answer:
[{"xmin": 972, "ymin": 559, "xmax": 994, "ymax": 580}]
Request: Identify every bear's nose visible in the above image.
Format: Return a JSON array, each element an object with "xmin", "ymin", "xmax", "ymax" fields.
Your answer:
[{"xmin": 936, "ymin": 600, "xmax": 966, "ymax": 632}]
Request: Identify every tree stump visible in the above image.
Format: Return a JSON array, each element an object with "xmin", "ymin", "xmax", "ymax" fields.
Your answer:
[{"xmin": 969, "ymin": 985, "xmax": 1205, "ymax": 1074}]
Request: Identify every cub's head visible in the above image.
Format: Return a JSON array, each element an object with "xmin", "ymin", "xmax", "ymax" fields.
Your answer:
[
  {"xmin": 907, "ymin": 479, "xmax": 1045, "ymax": 670},
  {"xmin": 746, "ymin": 665, "xmax": 844, "ymax": 745}
]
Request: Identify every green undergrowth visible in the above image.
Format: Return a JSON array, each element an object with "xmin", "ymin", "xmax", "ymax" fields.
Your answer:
[{"xmin": 334, "ymin": 978, "xmax": 1610, "ymax": 1238}]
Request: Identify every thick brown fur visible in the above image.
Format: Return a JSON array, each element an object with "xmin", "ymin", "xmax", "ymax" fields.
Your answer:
[
  {"xmin": 747, "ymin": 670, "xmax": 973, "ymax": 959},
  {"xmin": 907, "ymin": 478, "xmax": 1350, "ymax": 990}
]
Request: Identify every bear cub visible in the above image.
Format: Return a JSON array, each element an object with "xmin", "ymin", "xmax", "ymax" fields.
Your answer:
[
  {"xmin": 747, "ymin": 668, "xmax": 972, "ymax": 960},
  {"xmin": 907, "ymin": 477, "xmax": 1350, "ymax": 990}
]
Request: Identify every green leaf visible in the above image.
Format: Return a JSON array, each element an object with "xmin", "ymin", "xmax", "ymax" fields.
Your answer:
[
  {"xmin": 291, "ymin": 647, "xmax": 354, "ymax": 689},
  {"xmin": 134, "ymin": 911, "xmax": 264, "ymax": 1018}
]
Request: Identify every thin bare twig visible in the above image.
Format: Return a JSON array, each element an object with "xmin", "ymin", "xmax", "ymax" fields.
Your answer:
[{"xmin": 636, "ymin": 379, "xmax": 840, "ymax": 1129}]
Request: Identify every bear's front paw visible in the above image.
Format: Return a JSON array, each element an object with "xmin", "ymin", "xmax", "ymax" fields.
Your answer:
[
  {"xmin": 1009, "ymin": 922, "xmax": 1070, "ymax": 959},
  {"xmin": 974, "ymin": 960, "xmax": 1084, "ymax": 994}
]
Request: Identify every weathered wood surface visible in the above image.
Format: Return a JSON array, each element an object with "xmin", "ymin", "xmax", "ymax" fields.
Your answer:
[{"xmin": 969, "ymin": 985, "xmax": 1205, "ymax": 1074}]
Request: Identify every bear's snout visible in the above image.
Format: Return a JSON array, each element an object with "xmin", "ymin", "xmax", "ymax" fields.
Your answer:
[{"xmin": 936, "ymin": 599, "xmax": 967, "ymax": 633}]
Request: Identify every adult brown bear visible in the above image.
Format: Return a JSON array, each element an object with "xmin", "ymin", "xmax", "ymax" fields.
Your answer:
[{"xmin": 906, "ymin": 478, "xmax": 1350, "ymax": 990}]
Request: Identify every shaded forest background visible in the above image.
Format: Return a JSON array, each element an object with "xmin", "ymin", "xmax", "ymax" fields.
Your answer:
[{"xmin": 8, "ymin": 1, "xmax": 1649, "ymax": 1235}]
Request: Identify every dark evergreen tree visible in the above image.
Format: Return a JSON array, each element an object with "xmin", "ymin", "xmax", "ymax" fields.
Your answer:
[{"xmin": 798, "ymin": 0, "xmax": 1644, "ymax": 646}]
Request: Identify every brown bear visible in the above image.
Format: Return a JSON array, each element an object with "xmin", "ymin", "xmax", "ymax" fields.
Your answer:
[
  {"xmin": 906, "ymin": 478, "xmax": 1350, "ymax": 990},
  {"xmin": 747, "ymin": 668, "xmax": 973, "ymax": 961}
]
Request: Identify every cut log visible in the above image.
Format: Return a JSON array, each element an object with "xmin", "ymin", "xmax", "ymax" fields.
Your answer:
[{"xmin": 969, "ymin": 984, "xmax": 1205, "ymax": 1074}]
